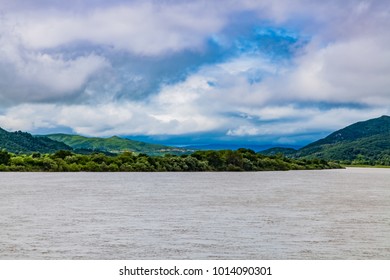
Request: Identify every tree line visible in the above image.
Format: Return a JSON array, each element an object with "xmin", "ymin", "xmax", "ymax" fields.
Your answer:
[{"xmin": 0, "ymin": 148, "xmax": 341, "ymax": 172}]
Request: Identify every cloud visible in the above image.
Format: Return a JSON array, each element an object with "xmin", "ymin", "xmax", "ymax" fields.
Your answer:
[
  {"xmin": 13, "ymin": 3, "xmax": 226, "ymax": 55},
  {"xmin": 0, "ymin": 100, "xmax": 222, "ymax": 137},
  {"xmin": 1, "ymin": 49, "xmax": 388, "ymax": 142},
  {"xmin": 0, "ymin": 0, "xmax": 390, "ymax": 146},
  {"xmin": 0, "ymin": 18, "xmax": 108, "ymax": 105},
  {"xmin": 275, "ymin": 36, "xmax": 390, "ymax": 106},
  {"xmin": 0, "ymin": 1, "xmax": 286, "ymax": 105},
  {"xmin": 226, "ymin": 107, "xmax": 388, "ymax": 138}
]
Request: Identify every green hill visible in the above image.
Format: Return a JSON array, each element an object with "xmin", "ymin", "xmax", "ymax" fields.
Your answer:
[
  {"xmin": 302, "ymin": 115, "xmax": 390, "ymax": 147},
  {"xmin": 261, "ymin": 115, "xmax": 390, "ymax": 165},
  {"xmin": 46, "ymin": 134, "xmax": 187, "ymax": 155},
  {"xmin": 0, "ymin": 128, "xmax": 71, "ymax": 154},
  {"xmin": 258, "ymin": 147, "xmax": 297, "ymax": 156}
]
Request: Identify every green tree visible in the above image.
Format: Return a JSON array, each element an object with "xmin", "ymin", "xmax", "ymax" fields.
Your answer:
[
  {"xmin": 0, "ymin": 150, "xmax": 10, "ymax": 165},
  {"xmin": 53, "ymin": 150, "xmax": 73, "ymax": 159}
]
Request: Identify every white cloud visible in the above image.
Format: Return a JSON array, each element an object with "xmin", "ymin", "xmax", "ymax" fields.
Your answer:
[
  {"xmin": 13, "ymin": 3, "xmax": 226, "ymax": 55},
  {"xmin": 0, "ymin": 20, "xmax": 108, "ymax": 104},
  {"xmin": 242, "ymin": 105, "xmax": 320, "ymax": 121},
  {"xmin": 227, "ymin": 126, "xmax": 261, "ymax": 136},
  {"xmin": 0, "ymin": 98, "xmax": 222, "ymax": 137},
  {"xmin": 0, "ymin": 51, "xmax": 108, "ymax": 104},
  {"xmin": 271, "ymin": 36, "xmax": 390, "ymax": 105},
  {"xmin": 225, "ymin": 107, "xmax": 388, "ymax": 137},
  {"xmin": 0, "ymin": 0, "xmax": 390, "ymax": 143}
]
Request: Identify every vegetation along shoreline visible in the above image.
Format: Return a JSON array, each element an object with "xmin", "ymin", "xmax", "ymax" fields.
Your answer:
[{"xmin": 0, "ymin": 149, "xmax": 342, "ymax": 172}]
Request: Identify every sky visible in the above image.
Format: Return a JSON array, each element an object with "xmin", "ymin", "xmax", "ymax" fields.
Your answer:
[{"xmin": 0, "ymin": 0, "xmax": 389, "ymax": 147}]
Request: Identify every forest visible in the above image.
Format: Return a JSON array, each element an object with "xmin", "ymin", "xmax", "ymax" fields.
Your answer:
[{"xmin": 0, "ymin": 148, "xmax": 341, "ymax": 172}]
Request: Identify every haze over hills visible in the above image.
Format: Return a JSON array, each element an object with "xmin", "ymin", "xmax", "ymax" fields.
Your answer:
[
  {"xmin": 261, "ymin": 115, "xmax": 390, "ymax": 165},
  {"xmin": 46, "ymin": 134, "xmax": 188, "ymax": 155}
]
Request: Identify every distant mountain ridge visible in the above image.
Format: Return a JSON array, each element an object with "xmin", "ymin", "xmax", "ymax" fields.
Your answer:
[
  {"xmin": 261, "ymin": 115, "xmax": 390, "ymax": 164},
  {"xmin": 46, "ymin": 133, "xmax": 187, "ymax": 155},
  {"xmin": 2, "ymin": 115, "xmax": 390, "ymax": 164},
  {"xmin": 0, "ymin": 127, "xmax": 187, "ymax": 155},
  {"xmin": 0, "ymin": 128, "xmax": 71, "ymax": 153}
]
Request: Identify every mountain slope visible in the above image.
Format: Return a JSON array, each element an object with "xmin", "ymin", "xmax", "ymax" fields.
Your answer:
[
  {"xmin": 261, "ymin": 115, "xmax": 390, "ymax": 164},
  {"xmin": 46, "ymin": 134, "xmax": 187, "ymax": 155},
  {"xmin": 297, "ymin": 115, "xmax": 390, "ymax": 161},
  {"xmin": 0, "ymin": 128, "xmax": 72, "ymax": 153},
  {"xmin": 258, "ymin": 147, "xmax": 298, "ymax": 156},
  {"xmin": 302, "ymin": 115, "xmax": 390, "ymax": 148}
]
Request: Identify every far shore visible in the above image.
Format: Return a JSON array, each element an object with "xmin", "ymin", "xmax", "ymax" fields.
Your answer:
[{"xmin": 344, "ymin": 165, "xmax": 390, "ymax": 169}]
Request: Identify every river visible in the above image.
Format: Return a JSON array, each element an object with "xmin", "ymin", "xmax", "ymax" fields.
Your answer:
[{"xmin": 0, "ymin": 168, "xmax": 389, "ymax": 259}]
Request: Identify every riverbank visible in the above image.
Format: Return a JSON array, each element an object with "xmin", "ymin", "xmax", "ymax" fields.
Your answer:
[{"xmin": 0, "ymin": 149, "xmax": 342, "ymax": 172}]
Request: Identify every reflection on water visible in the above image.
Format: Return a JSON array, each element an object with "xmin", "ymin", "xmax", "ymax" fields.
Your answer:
[{"xmin": 0, "ymin": 168, "xmax": 389, "ymax": 259}]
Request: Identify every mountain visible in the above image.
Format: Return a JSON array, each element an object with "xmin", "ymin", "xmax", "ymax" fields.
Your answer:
[
  {"xmin": 258, "ymin": 147, "xmax": 298, "ymax": 156},
  {"xmin": 46, "ymin": 134, "xmax": 188, "ymax": 155},
  {"xmin": 0, "ymin": 128, "xmax": 72, "ymax": 154},
  {"xmin": 177, "ymin": 143, "xmax": 301, "ymax": 152},
  {"xmin": 3, "ymin": 115, "xmax": 390, "ymax": 163},
  {"xmin": 261, "ymin": 115, "xmax": 390, "ymax": 164}
]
